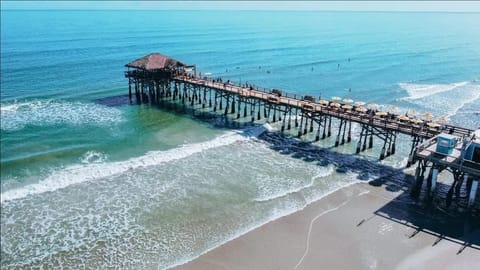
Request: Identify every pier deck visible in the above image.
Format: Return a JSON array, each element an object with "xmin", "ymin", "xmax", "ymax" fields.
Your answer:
[
  {"xmin": 415, "ymin": 140, "xmax": 480, "ymax": 176},
  {"xmin": 173, "ymin": 76, "xmax": 471, "ymax": 139},
  {"xmin": 125, "ymin": 52, "xmax": 479, "ymax": 210}
]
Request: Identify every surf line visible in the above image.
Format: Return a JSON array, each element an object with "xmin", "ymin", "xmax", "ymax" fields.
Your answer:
[
  {"xmin": 293, "ymin": 197, "xmax": 353, "ymax": 269},
  {"xmin": 1, "ymin": 125, "xmax": 271, "ymax": 203}
]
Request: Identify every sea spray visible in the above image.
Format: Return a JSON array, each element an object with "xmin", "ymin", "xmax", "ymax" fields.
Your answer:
[{"xmin": 0, "ymin": 99, "xmax": 124, "ymax": 131}]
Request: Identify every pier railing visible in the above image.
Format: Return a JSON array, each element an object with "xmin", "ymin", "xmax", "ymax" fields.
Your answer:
[
  {"xmin": 173, "ymin": 75, "xmax": 472, "ymax": 139},
  {"xmin": 125, "ymin": 57, "xmax": 478, "ymax": 210}
]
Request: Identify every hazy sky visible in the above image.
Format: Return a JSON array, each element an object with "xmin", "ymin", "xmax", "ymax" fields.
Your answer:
[{"xmin": 2, "ymin": 1, "xmax": 480, "ymax": 12}]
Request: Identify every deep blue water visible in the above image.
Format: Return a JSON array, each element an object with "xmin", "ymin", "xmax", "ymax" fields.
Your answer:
[{"xmin": 1, "ymin": 10, "xmax": 479, "ymax": 268}]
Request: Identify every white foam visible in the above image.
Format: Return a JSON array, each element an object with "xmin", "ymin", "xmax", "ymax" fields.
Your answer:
[
  {"xmin": 399, "ymin": 81, "xmax": 469, "ymax": 100},
  {"xmin": 263, "ymin": 122, "xmax": 276, "ymax": 132},
  {"xmin": 168, "ymin": 180, "xmax": 362, "ymax": 270},
  {"xmin": 1, "ymin": 124, "xmax": 270, "ymax": 203},
  {"xmin": 380, "ymin": 156, "xmax": 408, "ymax": 169},
  {"xmin": 80, "ymin": 150, "xmax": 108, "ymax": 164},
  {"xmin": 0, "ymin": 99, "xmax": 124, "ymax": 131},
  {"xmin": 398, "ymin": 81, "xmax": 480, "ymax": 118},
  {"xmin": 254, "ymin": 181, "xmax": 312, "ymax": 203},
  {"xmin": 254, "ymin": 165, "xmax": 334, "ymax": 202}
]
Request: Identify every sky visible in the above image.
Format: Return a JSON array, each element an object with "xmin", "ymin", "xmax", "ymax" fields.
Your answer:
[{"xmin": 2, "ymin": 1, "xmax": 480, "ymax": 12}]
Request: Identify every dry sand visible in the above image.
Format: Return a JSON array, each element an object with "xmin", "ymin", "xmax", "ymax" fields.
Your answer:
[{"xmin": 172, "ymin": 182, "xmax": 479, "ymax": 270}]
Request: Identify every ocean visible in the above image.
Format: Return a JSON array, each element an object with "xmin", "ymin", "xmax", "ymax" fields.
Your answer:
[{"xmin": 1, "ymin": 10, "xmax": 479, "ymax": 268}]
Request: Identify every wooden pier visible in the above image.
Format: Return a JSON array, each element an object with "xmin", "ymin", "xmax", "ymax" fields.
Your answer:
[{"xmin": 125, "ymin": 52, "xmax": 479, "ymax": 210}]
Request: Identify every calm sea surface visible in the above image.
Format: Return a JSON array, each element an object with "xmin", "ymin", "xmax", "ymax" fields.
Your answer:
[{"xmin": 1, "ymin": 10, "xmax": 479, "ymax": 268}]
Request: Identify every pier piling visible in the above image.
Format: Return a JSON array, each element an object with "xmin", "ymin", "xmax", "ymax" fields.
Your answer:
[{"xmin": 124, "ymin": 52, "xmax": 479, "ymax": 211}]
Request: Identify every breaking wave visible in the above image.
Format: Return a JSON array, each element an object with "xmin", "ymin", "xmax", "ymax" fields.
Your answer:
[
  {"xmin": 0, "ymin": 99, "xmax": 124, "ymax": 131},
  {"xmin": 397, "ymin": 81, "xmax": 480, "ymax": 118},
  {"xmin": 254, "ymin": 165, "xmax": 335, "ymax": 202},
  {"xmin": 398, "ymin": 81, "xmax": 470, "ymax": 100},
  {"xmin": 1, "ymin": 125, "xmax": 270, "ymax": 203}
]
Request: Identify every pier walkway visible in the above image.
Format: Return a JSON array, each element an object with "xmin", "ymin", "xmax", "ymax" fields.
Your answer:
[
  {"xmin": 125, "ymin": 52, "xmax": 479, "ymax": 210},
  {"xmin": 173, "ymin": 75, "xmax": 471, "ymax": 139}
]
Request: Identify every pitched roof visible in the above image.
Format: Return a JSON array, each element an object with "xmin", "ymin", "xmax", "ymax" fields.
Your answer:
[{"xmin": 125, "ymin": 53, "xmax": 185, "ymax": 70}]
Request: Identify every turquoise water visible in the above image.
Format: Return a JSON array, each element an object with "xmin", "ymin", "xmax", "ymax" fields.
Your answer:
[{"xmin": 1, "ymin": 10, "xmax": 479, "ymax": 268}]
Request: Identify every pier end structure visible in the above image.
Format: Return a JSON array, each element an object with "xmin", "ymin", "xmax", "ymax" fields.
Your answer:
[
  {"xmin": 411, "ymin": 130, "xmax": 480, "ymax": 209},
  {"xmin": 124, "ymin": 52, "xmax": 195, "ymax": 103}
]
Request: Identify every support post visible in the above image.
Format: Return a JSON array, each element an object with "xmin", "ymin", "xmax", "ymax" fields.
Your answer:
[
  {"xmin": 281, "ymin": 108, "xmax": 288, "ymax": 132},
  {"xmin": 251, "ymin": 102, "xmax": 255, "ymax": 122},
  {"xmin": 327, "ymin": 116, "xmax": 332, "ymax": 137},
  {"xmin": 468, "ymin": 179, "xmax": 478, "ymax": 209},
  {"xmin": 380, "ymin": 132, "xmax": 388, "ymax": 160},
  {"xmin": 391, "ymin": 133, "xmax": 396, "ymax": 155},
  {"xmin": 430, "ymin": 167, "xmax": 439, "ymax": 196},
  {"xmin": 362, "ymin": 126, "xmax": 368, "ymax": 151},
  {"xmin": 322, "ymin": 116, "xmax": 327, "ymax": 139},
  {"xmin": 128, "ymin": 79, "xmax": 132, "ymax": 101},
  {"xmin": 237, "ymin": 97, "xmax": 241, "ymax": 119},
  {"xmin": 224, "ymin": 96, "xmax": 229, "ymax": 115},
  {"xmin": 347, "ymin": 121, "xmax": 352, "ymax": 143},
  {"xmin": 295, "ymin": 108, "xmax": 299, "ymax": 127},
  {"xmin": 411, "ymin": 161, "xmax": 426, "ymax": 198},
  {"xmin": 368, "ymin": 128, "xmax": 373, "ymax": 149},
  {"xmin": 287, "ymin": 109, "xmax": 292, "ymax": 130},
  {"xmin": 356, "ymin": 126, "xmax": 364, "ymax": 154},
  {"xmin": 209, "ymin": 90, "xmax": 212, "ymax": 107},
  {"xmin": 335, "ymin": 119, "xmax": 343, "ymax": 147},
  {"xmin": 298, "ymin": 113, "xmax": 304, "ymax": 138},
  {"xmin": 315, "ymin": 118, "xmax": 321, "ymax": 141},
  {"xmin": 303, "ymin": 114, "xmax": 308, "ymax": 135}
]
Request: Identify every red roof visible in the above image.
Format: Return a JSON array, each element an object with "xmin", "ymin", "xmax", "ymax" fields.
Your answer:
[{"xmin": 126, "ymin": 53, "xmax": 185, "ymax": 70}]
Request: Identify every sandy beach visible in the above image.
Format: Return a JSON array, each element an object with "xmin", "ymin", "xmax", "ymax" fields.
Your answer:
[{"xmin": 173, "ymin": 181, "xmax": 480, "ymax": 270}]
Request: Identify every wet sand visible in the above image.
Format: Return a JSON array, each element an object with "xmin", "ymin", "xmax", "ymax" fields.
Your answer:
[{"xmin": 172, "ymin": 182, "xmax": 480, "ymax": 270}]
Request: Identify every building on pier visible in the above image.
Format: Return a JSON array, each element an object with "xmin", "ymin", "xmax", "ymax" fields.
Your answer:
[{"xmin": 124, "ymin": 52, "xmax": 195, "ymax": 102}]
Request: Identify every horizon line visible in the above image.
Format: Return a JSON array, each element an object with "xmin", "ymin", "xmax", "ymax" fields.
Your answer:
[
  {"xmin": 3, "ymin": 9, "xmax": 480, "ymax": 14},
  {"xmin": 2, "ymin": 1, "xmax": 480, "ymax": 12}
]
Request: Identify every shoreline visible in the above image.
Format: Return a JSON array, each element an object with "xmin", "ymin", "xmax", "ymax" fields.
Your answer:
[
  {"xmin": 167, "ymin": 180, "xmax": 363, "ymax": 269},
  {"xmin": 171, "ymin": 181, "xmax": 480, "ymax": 270}
]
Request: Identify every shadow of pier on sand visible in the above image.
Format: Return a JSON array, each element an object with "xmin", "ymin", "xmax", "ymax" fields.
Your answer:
[
  {"xmin": 98, "ymin": 95, "xmax": 480, "ymax": 251},
  {"xmin": 255, "ymin": 131, "xmax": 480, "ymax": 251}
]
